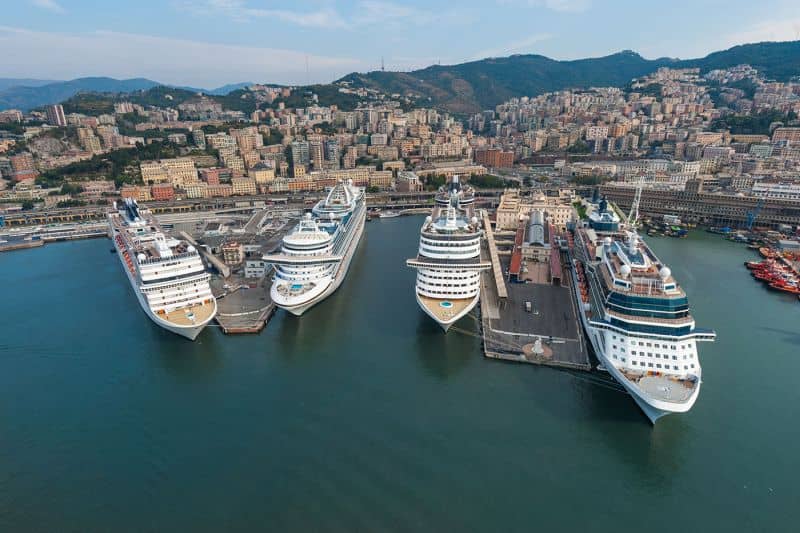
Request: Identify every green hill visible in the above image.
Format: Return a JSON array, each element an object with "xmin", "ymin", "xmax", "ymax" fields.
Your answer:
[{"xmin": 340, "ymin": 41, "xmax": 800, "ymax": 113}]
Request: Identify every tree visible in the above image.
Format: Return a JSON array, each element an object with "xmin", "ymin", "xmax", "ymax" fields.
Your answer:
[
  {"xmin": 56, "ymin": 199, "xmax": 87, "ymax": 208},
  {"xmin": 469, "ymin": 174, "xmax": 507, "ymax": 189},
  {"xmin": 262, "ymin": 128, "xmax": 284, "ymax": 146},
  {"xmin": 710, "ymin": 110, "xmax": 798, "ymax": 135},
  {"xmin": 0, "ymin": 122, "xmax": 24, "ymax": 135},
  {"xmin": 313, "ymin": 122, "xmax": 337, "ymax": 135},
  {"xmin": 424, "ymin": 175, "xmax": 446, "ymax": 191},
  {"xmin": 21, "ymin": 200, "xmax": 35, "ymax": 211},
  {"xmin": 60, "ymin": 183, "xmax": 84, "ymax": 195},
  {"xmin": 566, "ymin": 140, "xmax": 591, "ymax": 154}
]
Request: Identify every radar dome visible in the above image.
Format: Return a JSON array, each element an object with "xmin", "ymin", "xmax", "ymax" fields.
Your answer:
[
  {"xmin": 187, "ymin": 245, "xmax": 196, "ymax": 253},
  {"xmin": 471, "ymin": 216, "xmax": 478, "ymax": 225},
  {"xmin": 604, "ymin": 237, "xmax": 612, "ymax": 247},
  {"xmin": 425, "ymin": 216, "xmax": 432, "ymax": 223},
  {"xmin": 137, "ymin": 253, "xmax": 146, "ymax": 263},
  {"xmin": 659, "ymin": 266, "xmax": 671, "ymax": 280},
  {"xmin": 304, "ymin": 213, "xmax": 312, "ymax": 219},
  {"xmin": 620, "ymin": 264, "xmax": 631, "ymax": 277}
]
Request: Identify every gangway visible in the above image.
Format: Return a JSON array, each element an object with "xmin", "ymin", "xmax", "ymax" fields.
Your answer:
[{"xmin": 481, "ymin": 211, "xmax": 507, "ymax": 299}]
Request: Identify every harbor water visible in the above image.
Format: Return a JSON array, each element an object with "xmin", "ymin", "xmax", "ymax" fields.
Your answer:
[{"xmin": 0, "ymin": 217, "xmax": 797, "ymax": 532}]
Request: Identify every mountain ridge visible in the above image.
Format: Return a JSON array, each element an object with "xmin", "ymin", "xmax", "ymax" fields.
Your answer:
[
  {"xmin": 2, "ymin": 40, "xmax": 799, "ymax": 114},
  {"xmin": 340, "ymin": 41, "xmax": 800, "ymax": 113},
  {"xmin": 0, "ymin": 78, "xmax": 255, "ymax": 111}
]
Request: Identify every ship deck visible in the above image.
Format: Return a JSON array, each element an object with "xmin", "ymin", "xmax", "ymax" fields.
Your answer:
[
  {"xmin": 274, "ymin": 280, "xmax": 319, "ymax": 299},
  {"xmin": 599, "ymin": 260, "xmax": 685, "ymax": 298},
  {"xmin": 418, "ymin": 295, "xmax": 474, "ymax": 323},
  {"xmin": 622, "ymin": 371, "xmax": 697, "ymax": 403},
  {"xmin": 161, "ymin": 300, "xmax": 215, "ymax": 326}
]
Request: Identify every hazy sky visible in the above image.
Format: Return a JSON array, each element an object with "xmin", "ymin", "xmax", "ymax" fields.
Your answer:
[{"xmin": 3, "ymin": 0, "xmax": 800, "ymax": 88}]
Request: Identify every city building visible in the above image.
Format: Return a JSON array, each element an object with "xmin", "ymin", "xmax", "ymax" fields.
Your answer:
[
  {"xmin": 150, "ymin": 183, "xmax": 176, "ymax": 201},
  {"xmin": 231, "ymin": 177, "xmax": 258, "ymax": 196},
  {"xmin": 45, "ymin": 104, "xmax": 67, "ymax": 127},
  {"xmin": 140, "ymin": 157, "xmax": 198, "ymax": 187},
  {"xmin": 474, "ymin": 148, "xmax": 514, "ymax": 168},
  {"xmin": 221, "ymin": 242, "xmax": 245, "ymax": 266}
]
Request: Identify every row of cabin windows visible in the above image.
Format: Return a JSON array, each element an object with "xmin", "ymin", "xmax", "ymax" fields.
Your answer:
[
  {"xmin": 421, "ymin": 274, "xmax": 480, "ymax": 281},
  {"xmin": 143, "ymin": 281, "xmax": 207, "ymax": 293},
  {"xmin": 420, "ymin": 247, "xmax": 479, "ymax": 256},
  {"xmin": 420, "ymin": 239, "xmax": 480, "ymax": 248},
  {"xmin": 420, "ymin": 282, "xmax": 477, "ymax": 288},
  {"xmin": 611, "ymin": 335, "xmax": 692, "ymax": 350},
  {"xmin": 609, "ymin": 352, "xmax": 695, "ymax": 370},
  {"xmin": 611, "ymin": 344, "xmax": 693, "ymax": 361},
  {"xmin": 421, "ymin": 289, "xmax": 475, "ymax": 296},
  {"xmin": 625, "ymin": 359, "xmax": 695, "ymax": 370}
]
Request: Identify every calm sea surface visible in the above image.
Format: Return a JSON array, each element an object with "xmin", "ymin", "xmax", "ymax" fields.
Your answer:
[{"xmin": 0, "ymin": 217, "xmax": 797, "ymax": 532}]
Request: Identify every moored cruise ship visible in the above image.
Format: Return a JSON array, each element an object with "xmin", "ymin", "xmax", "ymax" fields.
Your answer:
[
  {"xmin": 267, "ymin": 180, "xmax": 366, "ymax": 316},
  {"xmin": 407, "ymin": 177, "xmax": 490, "ymax": 331},
  {"xmin": 108, "ymin": 198, "xmax": 217, "ymax": 340},
  {"xmin": 571, "ymin": 199, "xmax": 715, "ymax": 423}
]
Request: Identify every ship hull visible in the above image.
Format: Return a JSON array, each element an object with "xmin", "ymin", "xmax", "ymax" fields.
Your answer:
[
  {"xmin": 591, "ymin": 327, "xmax": 700, "ymax": 423},
  {"xmin": 111, "ymin": 230, "xmax": 216, "ymax": 340},
  {"xmin": 273, "ymin": 208, "xmax": 365, "ymax": 316},
  {"xmin": 569, "ymin": 257, "xmax": 698, "ymax": 424}
]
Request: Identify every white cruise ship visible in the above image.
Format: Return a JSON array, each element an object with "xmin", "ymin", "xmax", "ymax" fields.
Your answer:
[
  {"xmin": 267, "ymin": 180, "xmax": 366, "ymax": 316},
  {"xmin": 571, "ymin": 198, "xmax": 715, "ymax": 422},
  {"xmin": 108, "ymin": 198, "xmax": 217, "ymax": 340},
  {"xmin": 407, "ymin": 177, "xmax": 490, "ymax": 331}
]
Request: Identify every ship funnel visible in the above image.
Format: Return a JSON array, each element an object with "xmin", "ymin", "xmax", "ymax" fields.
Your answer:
[{"xmin": 628, "ymin": 232, "xmax": 638, "ymax": 256}]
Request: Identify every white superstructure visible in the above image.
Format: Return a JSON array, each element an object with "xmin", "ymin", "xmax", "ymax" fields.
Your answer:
[
  {"xmin": 108, "ymin": 198, "xmax": 217, "ymax": 340},
  {"xmin": 572, "ymin": 224, "xmax": 715, "ymax": 423},
  {"xmin": 407, "ymin": 177, "xmax": 490, "ymax": 331},
  {"xmin": 267, "ymin": 180, "xmax": 366, "ymax": 316}
]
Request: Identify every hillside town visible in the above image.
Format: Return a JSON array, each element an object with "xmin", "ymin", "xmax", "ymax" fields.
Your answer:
[{"xmin": 1, "ymin": 64, "xmax": 800, "ymax": 229}]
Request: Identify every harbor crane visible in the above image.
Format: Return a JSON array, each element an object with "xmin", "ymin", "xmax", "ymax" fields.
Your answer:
[{"xmin": 745, "ymin": 198, "xmax": 764, "ymax": 231}]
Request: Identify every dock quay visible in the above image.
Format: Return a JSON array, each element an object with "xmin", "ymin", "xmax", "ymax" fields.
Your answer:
[
  {"xmin": 211, "ymin": 272, "xmax": 277, "ymax": 334},
  {"xmin": 478, "ymin": 214, "xmax": 591, "ymax": 371},
  {"xmin": 192, "ymin": 211, "xmax": 295, "ymax": 334},
  {"xmin": 0, "ymin": 222, "xmax": 108, "ymax": 251}
]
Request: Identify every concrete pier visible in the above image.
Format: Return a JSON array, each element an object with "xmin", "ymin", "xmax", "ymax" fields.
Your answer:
[
  {"xmin": 479, "ymin": 224, "xmax": 591, "ymax": 371},
  {"xmin": 212, "ymin": 276, "xmax": 276, "ymax": 334}
]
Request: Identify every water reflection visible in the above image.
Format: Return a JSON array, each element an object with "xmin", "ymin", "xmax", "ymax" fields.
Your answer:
[
  {"xmin": 151, "ymin": 331, "xmax": 224, "ymax": 382},
  {"xmin": 413, "ymin": 314, "xmax": 476, "ymax": 380}
]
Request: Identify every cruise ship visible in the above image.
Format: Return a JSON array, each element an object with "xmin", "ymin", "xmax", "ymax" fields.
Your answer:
[
  {"xmin": 571, "ymin": 197, "xmax": 715, "ymax": 423},
  {"xmin": 407, "ymin": 177, "xmax": 490, "ymax": 331},
  {"xmin": 267, "ymin": 180, "xmax": 366, "ymax": 316},
  {"xmin": 108, "ymin": 198, "xmax": 217, "ymax": 340}
]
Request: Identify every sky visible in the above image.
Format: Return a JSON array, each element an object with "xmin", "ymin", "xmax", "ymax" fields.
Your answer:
[{"xmin": 2, "ymin": 0, "xmax": 800, "ymax": 88}]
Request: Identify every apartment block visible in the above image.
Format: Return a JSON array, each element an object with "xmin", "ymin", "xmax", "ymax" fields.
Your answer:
[{"xmin": 140, "ymin": 157, "xmax": 198, "ymax": 186}]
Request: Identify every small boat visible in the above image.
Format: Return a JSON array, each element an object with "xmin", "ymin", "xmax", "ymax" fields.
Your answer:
[
  {"xmin": 769, "ymin": 282, "xmax": 800, "ymax": 295},
  {"xmin": 759, "ymin": 247, "xmax": 777, "ymax": 259},
  {"xmin": 379, "ymin": 211, "xmax": 401, "ymax": 219}
]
